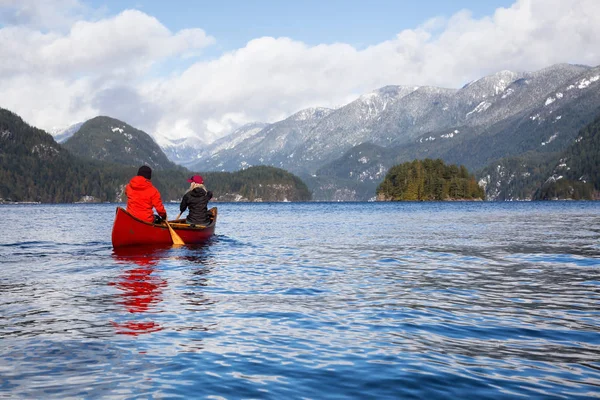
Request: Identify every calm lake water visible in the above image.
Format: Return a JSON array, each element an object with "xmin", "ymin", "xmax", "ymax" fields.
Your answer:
[{"xmin": 1, "ymin": 202, "xmax": 599, "ymax": 399}]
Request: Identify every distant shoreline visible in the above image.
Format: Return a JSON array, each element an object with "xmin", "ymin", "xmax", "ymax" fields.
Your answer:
[{"xmin": 2, "ymin": 199, "xmax": 599, "ymax": 205}]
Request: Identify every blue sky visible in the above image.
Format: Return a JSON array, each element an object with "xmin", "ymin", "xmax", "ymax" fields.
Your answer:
[{"xmin": 89, "ymin": 0, "xmax": 515, "ymax": 52}]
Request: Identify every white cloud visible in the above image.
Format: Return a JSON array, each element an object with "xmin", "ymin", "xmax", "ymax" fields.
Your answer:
[
  {"xmin": 0, "ymin": 3, "xmax": 214, "ymax": 130},
  {"xmin": 0, "ymin": 9, "xmax": 213, "ymax": 78},
  {"xmin": 1, "ymin": 0, "xmax": 599, "ymax": 143},
  {"xmin": 0, "ymin": 0, "xmax": 86, "ymax": 30}
]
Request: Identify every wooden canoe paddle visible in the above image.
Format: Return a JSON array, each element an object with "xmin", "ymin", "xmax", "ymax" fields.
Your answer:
[{"xmin": 164, "ymin": 218, "xmax": 184, "ymax": 245}]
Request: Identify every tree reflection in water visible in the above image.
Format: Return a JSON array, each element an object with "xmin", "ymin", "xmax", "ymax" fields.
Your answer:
[{"xmin": 110, "ymin": 246, "xmax": 170, "ymax": 336}]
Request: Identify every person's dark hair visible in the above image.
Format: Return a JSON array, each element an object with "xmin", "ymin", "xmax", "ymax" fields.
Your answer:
[{"xmin": 137, "ymin": 165, "xmax": 152, "ymax": 180}]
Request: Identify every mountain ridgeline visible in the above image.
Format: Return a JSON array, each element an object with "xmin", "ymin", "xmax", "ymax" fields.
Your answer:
[
  {"xmin": 377, "ymin": 159, "xmax": 484, "ymax": 201},
  {"xmin": 62, "ymin": 116, "xmax": 179, "ymax": 171},
  {"xmin": 172, "ymin": 63, "xmax": 600, "ymax": 201},
  {"xmin": 0, "ymin": 109, "xmax": 312, "ymax": 203}
]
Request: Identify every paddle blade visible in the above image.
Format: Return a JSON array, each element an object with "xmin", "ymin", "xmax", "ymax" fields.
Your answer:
[{"xmin": 165, "ymin": 221, "xmax": 185, "ymax": 245}]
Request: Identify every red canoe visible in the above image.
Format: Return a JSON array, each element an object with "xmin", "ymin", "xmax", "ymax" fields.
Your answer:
[{"xmin": 111, "ymin": 207, "xmax": 217, "ymax": 248}]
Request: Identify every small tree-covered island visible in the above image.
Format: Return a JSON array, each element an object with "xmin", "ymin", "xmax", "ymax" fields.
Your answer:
[{"xmin": 376, "ymin": 159, "xmax": 485, "ymax": 201}]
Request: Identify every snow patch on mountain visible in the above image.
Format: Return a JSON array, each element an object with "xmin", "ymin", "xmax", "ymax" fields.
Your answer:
[
  {"xmin": 577, "ymin": 75, "xmax": 599, "ymax": 89},
  {"xmin": 541, "ymin": 133, "xmax": 559, "ymax": 146},
  {"xmin": 32, "ymin": 143, "xmax": 60, "ymax": 157},
  {"xmin": 110, "ymin": 126, "xmax": 133, "ymax": 140},
  {"xmin": 441, "ymin": 130, "xmax": 459, "ymax": 138},
  {"xmin": 545, "ymin": 174, "xmax": 563, "ymax": 184},
  {"xmin": 419, "ymin": 136, "xmax": 436, "ymax": 143},
  {"xmin": 544, "ymin": 92, "xmax": 564, "ymax": 106},
  {"xmin": 466, "ymin": 101, "xmax": 492, "ymax": 117},
  {"xmin": 501, "ymin": 88, "xmax": 514, "ymax": 99}
]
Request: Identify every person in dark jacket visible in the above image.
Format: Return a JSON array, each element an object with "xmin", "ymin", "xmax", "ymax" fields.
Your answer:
[{"xmin": 179, "ymin": 175, "xmax": 213, "ymax": 225}]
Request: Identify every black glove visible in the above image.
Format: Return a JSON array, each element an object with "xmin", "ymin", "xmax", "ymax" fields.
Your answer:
[{"xmin": 153, "ymin": 215, "xmax": 164, "ymax": 224}]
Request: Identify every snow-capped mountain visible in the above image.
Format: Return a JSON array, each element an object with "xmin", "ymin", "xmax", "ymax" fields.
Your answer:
[
  {"xmin": 155, "ymin": 122, "xmax": 268, "ymax": 169},
  {"xmin": 182, "ymin": 63, "xmax": 600, "ymax": 200},
  {"xmin": 402, "ymin": 64, "xmax": 600, "ymax": 170},
  {"xmin": 189, "ymin": 64, "xmax": 596, "ymax": 173},
  {"xmin": 191, "ymin": 109, "xmax": 333, "ymax": 174},
  {"xmin": 50, "ymin": 122, "xmax": 84, "ymax": 143},
  {"xmin": 157, "ymin": 135, "xmax": 205, "ymax": 168},
  {"xmin": 293, "ymin": 86, "xmax": 419, "ymax": 166},
  {"xmin": 377, "ymin": 64, "xmax": 588, "ymax": 145},
  {"xmin": 457, "ymin": 63, "xmax": 589, "ymax": 128},
  {"xmin": 317, "ymin": 64, "xmax": 600, "ymax": 200},
  {"xmin": 205, "ymin": 122, "xmax": 270, "ymax": 155}
]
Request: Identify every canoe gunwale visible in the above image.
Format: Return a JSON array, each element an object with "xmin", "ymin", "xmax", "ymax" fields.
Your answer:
[{"xmin": 114, "ymin": 207, "xmax": 217, "ymax": 231}]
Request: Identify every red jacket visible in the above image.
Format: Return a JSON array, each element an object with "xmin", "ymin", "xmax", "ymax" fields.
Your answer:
[{"xmin": 125, "ymin": 176, "xmax": 167, "ymax": 222}]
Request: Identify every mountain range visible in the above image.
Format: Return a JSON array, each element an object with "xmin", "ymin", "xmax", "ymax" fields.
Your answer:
[
  {"xmin": 182, "ymin": 63, "xmax": 599, "ymax": 200},
  {"xmin": 0, "ymin": 110, "xmax": 311, "ymax": 203},
  {"xmin": 46, "ymin": 62, "xmax": 600, "ymax": 201}
]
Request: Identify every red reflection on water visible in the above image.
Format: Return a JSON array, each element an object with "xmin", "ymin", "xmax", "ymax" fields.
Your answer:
[
  {"xmin": 111, "ymin": 321, "xmax": 162, "ymax": 336},
  {"xmin": 110, "ymin": 246, "xmax": 169, "ymax": 336}
]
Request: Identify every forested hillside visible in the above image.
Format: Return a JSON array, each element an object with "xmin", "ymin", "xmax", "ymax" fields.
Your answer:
[
  {"xmin": 202, "ymin": 166, "xmax": 312, "ymax": 202},
  {"xmin": 0, "ymin": 109, "xmax": 125, "ymax": 202},
  {"xmin": 377, "ymin": 159, "xmax": 484, "ymax": 201},
  {"xmin": 0, "ymin": 108, "xmax": 312, "ymax": 203},
  {"xmin": 533, "ymin": 114, "xmax": 600, "ymax": 199},
  {"xmin": 478, "ymin": 112, "xmax": 600, "ymax": 200}
]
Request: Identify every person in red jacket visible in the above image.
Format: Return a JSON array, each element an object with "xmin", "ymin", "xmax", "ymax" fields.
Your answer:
[{"xmin": 125, "ymin": 166, "xmax": 167, "ymax": 223}]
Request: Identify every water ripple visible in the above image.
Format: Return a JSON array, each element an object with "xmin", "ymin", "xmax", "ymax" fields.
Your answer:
[{"xmin": 0, "ymin": 202, "xmax": 599, "ymax": 399}]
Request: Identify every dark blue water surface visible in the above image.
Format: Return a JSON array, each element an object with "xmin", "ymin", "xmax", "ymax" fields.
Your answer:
[{"xmin": 1, "ymin": 202, "xmax": 599, "ymax": 399}]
